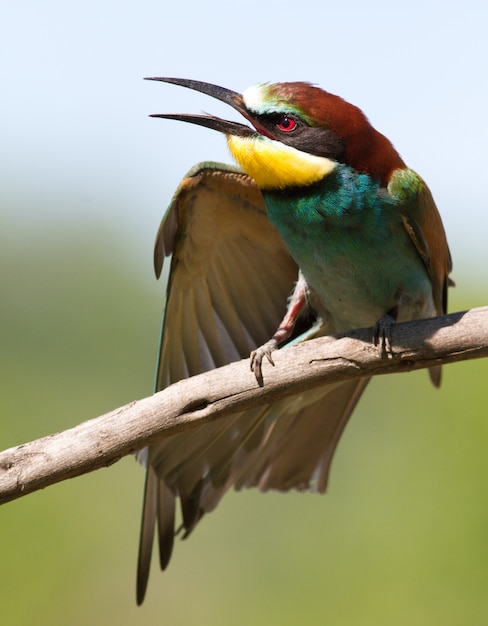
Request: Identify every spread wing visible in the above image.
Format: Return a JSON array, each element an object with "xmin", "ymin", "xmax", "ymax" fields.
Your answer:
[
  {"xmin": 136, "ymin": 163, "xmax": 369, "ymax": 603},
  {"xmin": 153, "ymin": 162, "xmax": 299, "ymax": 386}
]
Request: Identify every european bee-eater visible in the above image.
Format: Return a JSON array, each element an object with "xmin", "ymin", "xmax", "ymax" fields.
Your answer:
[{"xmin": 137, "ymin": 78, "xmax": 452, "ymax": 604}]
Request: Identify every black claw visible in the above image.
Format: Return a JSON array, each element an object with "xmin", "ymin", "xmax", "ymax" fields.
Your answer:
[
  {"xmin": 250, "ymin": 351, "xmax": 264, "ymax": 386},
  {"xmin": 250, "ymin": 339, "xmax": 279, "ymax": 386},
  {"xmin": 373, "ymin": 313, "xmax": 396, "ymax": 358}
]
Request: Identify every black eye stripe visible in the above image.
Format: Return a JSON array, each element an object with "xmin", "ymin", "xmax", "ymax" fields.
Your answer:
[
  {"xmin": 255, "ymin": 112, "xmax": 300, "ymax": 126},
  {"xmin": 251, "ymin": 112, "xmax": 344, "ymax": 160}
]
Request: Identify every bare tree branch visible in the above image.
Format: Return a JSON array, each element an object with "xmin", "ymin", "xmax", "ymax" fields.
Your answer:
[{"xmin": 1, "ymin": 307, "xmax": 487, "ymax": 505}]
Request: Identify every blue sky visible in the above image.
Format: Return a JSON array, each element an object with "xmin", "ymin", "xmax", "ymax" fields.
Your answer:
[{"xmin": 2, "ymin": 0, "xmax": 488, "ymax": 280}]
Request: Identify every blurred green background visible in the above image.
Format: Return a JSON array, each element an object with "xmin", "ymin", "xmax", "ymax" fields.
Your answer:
[
  {"xmin": 3, "ymin": 0, "xmax": 488, "ymax": 624},
  {"xmin": 2, "ymin": 230, "xmax": 487, "ymax": 625}
]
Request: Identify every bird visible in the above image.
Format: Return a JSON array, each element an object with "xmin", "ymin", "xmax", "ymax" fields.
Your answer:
[{"xmin": 136, "ymin": 77, "xmax": 452, "ymax": 604}]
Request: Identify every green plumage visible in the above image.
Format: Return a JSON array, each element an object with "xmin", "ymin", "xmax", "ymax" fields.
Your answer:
[{"xmin": 264, "ymin": 164, "xmax": 434, "ymax": 332}]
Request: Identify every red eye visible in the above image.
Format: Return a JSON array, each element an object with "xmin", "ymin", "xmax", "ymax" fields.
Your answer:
[{"xmin": 278, "ymin": 116, "xmax": 297, "ymax": 132}]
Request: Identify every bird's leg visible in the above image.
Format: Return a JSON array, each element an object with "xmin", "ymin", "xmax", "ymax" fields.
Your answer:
[
  {"xmin": 250, "ymin": 276, "xmax": 308, "ymax": 386},
  {"xmin": 373, "ymin": 309, "xmax": 398, "ymax": 358}
]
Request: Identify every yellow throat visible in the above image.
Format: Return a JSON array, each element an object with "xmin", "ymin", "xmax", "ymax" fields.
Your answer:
[{"xmin": 226, "ymin": 134, "xmax": 336, "ymax": 190}]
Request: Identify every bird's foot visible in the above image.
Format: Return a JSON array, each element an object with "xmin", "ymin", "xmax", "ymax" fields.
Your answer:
[
  {"xmin": 250, "ymin": 339, "xmax": 279, "ymax": 386},
  {"xmin": 373, "ymin": 313, "xmax": 396, "ymax": 358}
]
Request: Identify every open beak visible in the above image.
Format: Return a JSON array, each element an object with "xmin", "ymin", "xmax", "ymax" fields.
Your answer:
[{"xmin": 145, "ymin": 77, "xmax": 256, "ymax": 137}]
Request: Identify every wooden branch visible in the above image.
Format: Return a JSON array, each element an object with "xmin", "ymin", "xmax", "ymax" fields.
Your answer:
[{"xmin": 1, "ymin": 307, "xmax": 488, "ymax": 505}]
